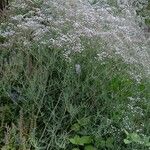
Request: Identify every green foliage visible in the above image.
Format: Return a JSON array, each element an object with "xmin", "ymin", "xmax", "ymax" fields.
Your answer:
[
  {"xmin": 71, "ymin": 117, "xmax": 91, "ymax": 132},
  {"xmin": 0, "ymin": 35, "xmax": 7, "ymax": 44},
  {"xmin": 135, "ymin": 0, "xmax": 150, "ymax": 27},
  {"xmin": 1, "ymin": 41, "xmax": 149, "ymax": 149},
  {"xmin": 84, "ymin": 145, "xmax": 96, "ymax": 150},
  {"xmin": 69, "ymin": 135, "xmax": 93, "ymax": 146},
  {"xmin": 70, "ymin": 117, "xmax": 95, "ymax": 149},
  {"xmin": 69, "ymin": 117, "xmax": 115, "ymax": 149},
  {"xmin": 71, "ymin": 123, "xmax": 81, "ymax": 132},
  {"xmin": 88, "ymin": 0, "xmax": 99, "ymax": 5},
  {"xmin": 124, "ymin": 130, "xmax": 150, "ymax": 148},
  {"xmin": 94, "ymin": 137, "xmax": 115, "ymax": 149},
  {"xmin": 145, "ymin": 18, "xmax": 150, "ymax": 26},
  {"xmin": 31, "ymin": 0, "xmax": 43, "ymax": 7}
]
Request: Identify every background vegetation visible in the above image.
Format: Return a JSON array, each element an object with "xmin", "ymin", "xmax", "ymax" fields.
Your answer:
[{"xmin": 0, "ymin": 0, "xmax": 150, "ymax": 149}]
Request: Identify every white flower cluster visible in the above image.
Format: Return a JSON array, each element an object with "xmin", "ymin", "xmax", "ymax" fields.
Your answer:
[{"xmin": 1, "ymin": 0, "xmax": 150, "ymax": 75}]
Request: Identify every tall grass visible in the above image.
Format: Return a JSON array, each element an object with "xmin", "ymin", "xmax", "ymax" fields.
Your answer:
[{"xmin": 1, "ymin": 38, "xmax": 150, "ymax": 149}]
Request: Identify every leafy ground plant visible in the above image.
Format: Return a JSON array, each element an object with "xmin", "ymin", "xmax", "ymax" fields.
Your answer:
[{"xmin": 124, "ymin": 130, "xmax": 150, "ymax": 148}]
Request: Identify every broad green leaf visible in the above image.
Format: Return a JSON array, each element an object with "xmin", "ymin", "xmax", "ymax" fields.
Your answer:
[
  {"xmin": 71, "ymin": 123, "xmax": 81, "ymax": 132},
  {"xmin": 80, "ymin": 136, "xmax": 93, "ymax": 144},
  {"xmin": 69, "ymin": 135, "xmax": 83, "ymax": 145},
  {"xmin": 130, "ymin": 133, "xmax": 141, "ymax": 142},
  {"xmin": 69, "ymin": 135, "xmax": 93, "ymax": 146},
  {"xmin": 84, "ymin": 145, "xmax": 96, "ymax": 150},
  {"xmin": 124, "ymin": 139, "xmax": 132, "ymax": 144}
]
